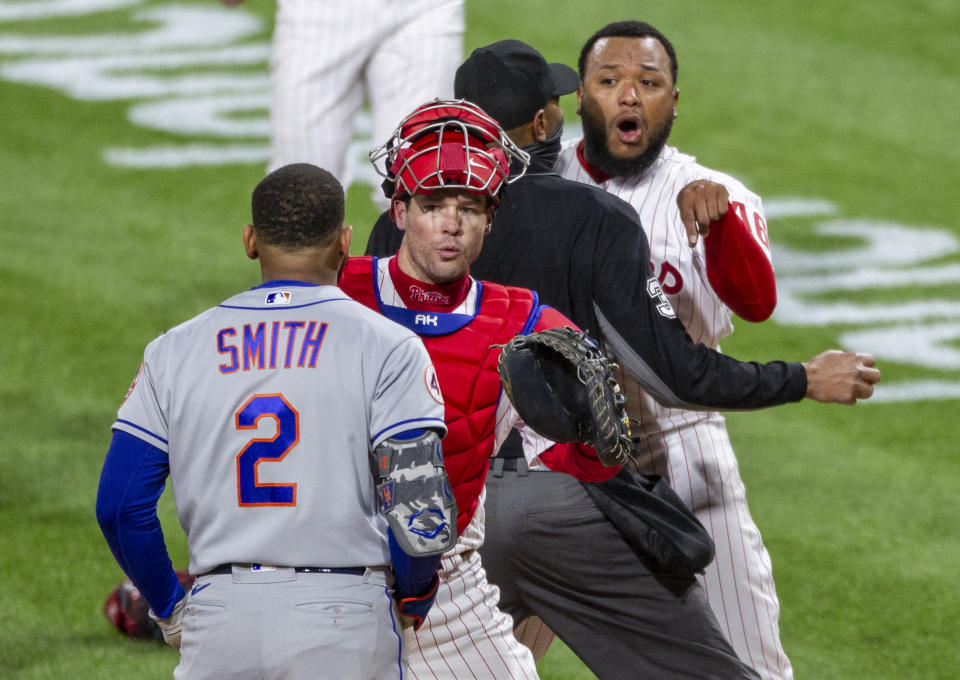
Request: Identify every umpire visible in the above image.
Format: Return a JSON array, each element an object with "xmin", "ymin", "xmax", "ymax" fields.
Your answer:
[{"xmin": 364, "ymin": 40, "xmax": 797, "ymax": 679}]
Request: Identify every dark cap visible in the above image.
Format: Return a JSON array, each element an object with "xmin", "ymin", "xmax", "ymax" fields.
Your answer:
[{"xmin": 454, "ymin": 39, "xmax": 580, "ymax": 130}]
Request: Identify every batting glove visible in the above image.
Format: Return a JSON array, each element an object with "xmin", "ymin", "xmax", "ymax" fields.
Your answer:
[
  {"xmin": 148, "ymin": 595, "xmax": 186, "ymax": 651},
  {"xmin": 396, "ymin": 574, "xmax": 439, "ymax": 631}
]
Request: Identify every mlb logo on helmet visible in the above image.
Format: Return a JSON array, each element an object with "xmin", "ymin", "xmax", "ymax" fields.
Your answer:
[{"xmin": 265, "ymin": 291, "xmax": 291, "ymax": 305}]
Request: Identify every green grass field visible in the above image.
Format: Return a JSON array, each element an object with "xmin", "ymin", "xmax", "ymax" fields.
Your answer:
[{"xmin": 1, "ymin": 0, "xmax": 958, "ymax": 678}]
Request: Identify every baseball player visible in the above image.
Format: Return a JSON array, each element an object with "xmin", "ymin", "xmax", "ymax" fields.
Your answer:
[
  {"xmin": 95, "ymin": 164, "xmax": 454, "ymax": 678},
  {"xmin": 366, "ymin": 43, "xmax": 880, "ymax": 680},
  {"xmin": 555, "ymin": 21, "xmax": 796, "ymax": 679},
  {"xmin": 340, "ymin": 100, "xmax": 628, "ymax": 679},
  {"xmin": 224, "ymin": 0, "xmax": 464, "ymax": 188}
]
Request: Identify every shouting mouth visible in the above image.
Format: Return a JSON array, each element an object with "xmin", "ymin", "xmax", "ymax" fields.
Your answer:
[{"xmin": 615, "ymin": 117, "xmax": 644, "ymax": 145}]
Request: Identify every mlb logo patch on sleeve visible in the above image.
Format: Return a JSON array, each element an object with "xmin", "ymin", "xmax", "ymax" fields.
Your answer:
[
  {"xmin": 425, "ymin": 365, "xmax": 444, "ymax": 404},
  {"xmin": 265, "ymin": 291, "xmax": 291, "ymax": 305}
]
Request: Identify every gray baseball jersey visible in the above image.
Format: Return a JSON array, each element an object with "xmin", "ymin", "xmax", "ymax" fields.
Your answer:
[{"xmin": 114, "ymin": 282, "xmax": 446, "ymax": 575}]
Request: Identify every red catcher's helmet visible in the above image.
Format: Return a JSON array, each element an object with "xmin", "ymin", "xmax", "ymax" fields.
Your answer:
[{"xmin": 369, "ymin": 99, "xmax": 530, "ymax": 201}]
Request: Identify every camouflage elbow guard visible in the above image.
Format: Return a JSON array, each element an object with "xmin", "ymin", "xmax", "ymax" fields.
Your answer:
[{"xmin": 373, "ymin": 431, "xmax": 457, "ymax": 556}]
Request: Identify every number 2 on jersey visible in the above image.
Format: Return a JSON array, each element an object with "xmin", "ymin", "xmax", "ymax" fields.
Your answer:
[{"xmin": 235, "ymin": 394, "xmax": 298, "ymax": 506}]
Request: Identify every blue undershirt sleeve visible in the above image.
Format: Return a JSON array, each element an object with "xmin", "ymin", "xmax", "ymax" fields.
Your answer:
[
  {"xmin": 95, "ymin": 430, "xmax": 185, "ymax": 618},
  {"xmin": 388, "ymin": 529, "xmax": 442, "ymax": 598}
]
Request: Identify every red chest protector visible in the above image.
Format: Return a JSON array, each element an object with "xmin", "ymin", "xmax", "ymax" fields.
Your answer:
[{"xmin": 340, "ymin": 256, "xmax": 541, "ymax": 533}]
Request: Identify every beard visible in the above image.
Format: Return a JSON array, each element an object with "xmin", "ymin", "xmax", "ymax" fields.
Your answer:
[{"xmin": 580, "ymin": 99, "xmax": 673, "ymax": 179}]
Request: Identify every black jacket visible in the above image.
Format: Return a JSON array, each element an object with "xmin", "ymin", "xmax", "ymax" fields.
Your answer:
[{"xmin": 365, "ymin": 149, "xmax": 806, "ymax": 416}]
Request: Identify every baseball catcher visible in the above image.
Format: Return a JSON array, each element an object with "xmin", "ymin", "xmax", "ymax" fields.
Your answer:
[{"xmin": 496, "ymin": 326, "xmax": 636, "ymax": 468}]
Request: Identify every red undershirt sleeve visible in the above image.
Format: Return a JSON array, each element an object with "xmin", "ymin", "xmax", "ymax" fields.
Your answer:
[
  {"xmin": 532, "ymin": 306, "xmax": 579, "ymax": 333},
  {"xmin": 538, "ymin": 442, "xmax": 620, "ymax": 483},
  {"xmin": 703, "ymin": 203, "xmax": 777, "ymax": 322}
]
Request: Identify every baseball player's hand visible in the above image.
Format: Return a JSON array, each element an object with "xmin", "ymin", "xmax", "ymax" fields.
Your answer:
[
  {"xmin": 148, "ymin": 596, "xmax": 186, "ymax": 652},
  {"xmin": 396, "ymin": 574, "xmax": 440, "ymax": 631},
  {"xmin": 802, "ymin": 350, "xmax": 881, "ymax": 405},
  {"xmin": 677, "ymin": 180, "xmax": 729, "ymax": 246}
]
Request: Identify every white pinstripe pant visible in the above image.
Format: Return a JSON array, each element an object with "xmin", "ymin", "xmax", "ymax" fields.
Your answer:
[
  {"xmin": 404, "ymin": 500, "xmax": 538, "ymax": 680},
  {"xmin": 633, "ymin": 412, "xmax": 793, "ymax": 680},
  {"xmin": 269, "ymin": 0, "xmax": 464, "ymax": 182}
]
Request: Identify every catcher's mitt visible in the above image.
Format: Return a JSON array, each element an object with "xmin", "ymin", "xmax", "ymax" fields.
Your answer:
[
  {"xmin": 497, "ymin": 326, "xmax": 636, "ymax": 467},
  {"xmin": 104, "ymin": 570, "xmax": 193, "ymax": 641}
]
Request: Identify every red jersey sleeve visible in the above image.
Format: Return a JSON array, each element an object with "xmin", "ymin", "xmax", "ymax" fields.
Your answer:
[
  {"xmin": 532, "ymin": 306, "xmax": 579, "ymax": 333},
  {"xmin": 703, "ymin": 203, "xmax": 777, "ymax": 322},
  {"xmin": 538, "ymin": 442, "xmax": 620, "ymax": 483}
]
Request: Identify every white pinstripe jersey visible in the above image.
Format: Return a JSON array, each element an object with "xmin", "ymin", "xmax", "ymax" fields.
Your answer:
[
  {"xmin": 557, "ymin": 142, "xmax": 794, "ymax": 680},
  {"xmin": 114, "ymin": 282, "xmax": 446, "ymax": 575},
  {"xmin": 556, "ymin": 142, "xmax": 773, "ymax": 436}
]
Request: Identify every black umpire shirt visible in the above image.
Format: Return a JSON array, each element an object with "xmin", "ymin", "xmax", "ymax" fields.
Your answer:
[{"xmin": 365, "ymin": 148, "xmax": 807, "ymax": 459}]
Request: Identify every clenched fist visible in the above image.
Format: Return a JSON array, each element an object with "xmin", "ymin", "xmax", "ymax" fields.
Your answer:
[{"xmin": 803, "ymin": 350, "xmax": 882, "ymax": 405}]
